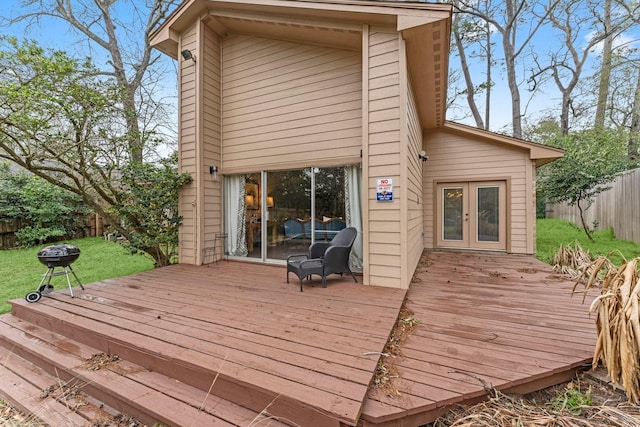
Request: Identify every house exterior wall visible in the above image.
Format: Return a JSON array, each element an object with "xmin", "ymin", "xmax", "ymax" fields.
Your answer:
[
  {"xmin": 220, "ymin": 34, "xmax": 362, "ymax": 173},
  {"xmin": 422, "ymin": 129, "xmax": 535, "ymax": 255},
  {"xmin": 177, "ymin": 22, "xmax": 222, "ymax": 265},
  {"xmin": 177, "ymin": 22, "xmax": 199, "ymax": 264},
  {"xmin": 364, "ymin": 28, "xmax": 404, "ymax": 288},
  {"xmin": 405, "ymin": 77, "xmax": 424, "ymax": 282},
  {"xmin": 201, "ymin": 25, "xmax": 223, "ymax": 259}
]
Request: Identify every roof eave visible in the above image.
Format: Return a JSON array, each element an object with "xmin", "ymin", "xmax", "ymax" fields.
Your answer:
[{"xmin": 437, "ymin": 121, "xmax": 565, "ymax": 166}]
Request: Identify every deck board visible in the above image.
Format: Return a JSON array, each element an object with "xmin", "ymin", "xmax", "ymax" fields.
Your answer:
[
  {"xmin": 360, "ymin": 251, "xmax": 597, "ymax": 426},
  {"xmin": 9, "ymin": 261, "xmax": 406, "ymax": 426},
  {"xmin": 3, "ymin": 251, "xmax": 599, "ymax": 426}
]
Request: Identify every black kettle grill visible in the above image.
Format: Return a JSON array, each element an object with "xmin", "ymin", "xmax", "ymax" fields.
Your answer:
[{"xmin": 26, "ymin": 244, "xmax": 84, "ymax": 303}]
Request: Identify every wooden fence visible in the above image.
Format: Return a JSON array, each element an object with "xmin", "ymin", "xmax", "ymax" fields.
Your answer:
[
  {"xmin": 546, "ymin": 168, "xmax": 640, "ymax": 244},
  {"xmin": 0, "ymin": 219, "xmax": 21, "ymax": 249},
  {"xmin": 0, "ymin": 214, "xmax": 108, "ymax": 250}
]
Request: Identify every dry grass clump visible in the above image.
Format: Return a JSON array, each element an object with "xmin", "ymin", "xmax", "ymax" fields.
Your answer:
[
  {"xmin": 575, "ymin": 256, "xmax": 640, "ymax": 403},
  {"xmin": 433, "ymin": 386, "xmax": 640, "ymax": 427},
  {"xmin": 0, "ymin": 400, "xmax": 44, "ymax": 427},
  {"xmin": 370, "ymin": 304, "xmax": 420, "ymax": 397},
  {"xmin": 552, "ymin": 242, "xmax": 615, "ymax": 283}
]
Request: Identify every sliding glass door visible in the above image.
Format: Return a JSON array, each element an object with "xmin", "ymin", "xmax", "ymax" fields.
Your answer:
[{"xmin": 224, "ymin": 166, "xmax": 358, "ymax": 263}]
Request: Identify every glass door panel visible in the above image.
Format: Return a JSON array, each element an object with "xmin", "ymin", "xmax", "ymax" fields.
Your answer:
[
  {"xmin": 314, "ymin": 167, "xmax": 346, "ymax": 242},
  {"xmin": 266, "ymin": 169, "xmax": 312, "ymax": 260},
  {"xmin": 470, "ymin": 182, "xmax": 506, "ymax": 250},
  {"xmin": 442, "ymin": 186, "xmax": 466, "ymax": 242},
  {"xmin": 476, "ymin": 186, "xmax": 499, "ymax": 242}
]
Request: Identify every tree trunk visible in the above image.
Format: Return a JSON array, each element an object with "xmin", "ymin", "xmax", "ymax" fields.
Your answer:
[
  {"xmin": 453, "ymin": 17, "xmax": 485, "ymax": 129},
  {"xmin": 505, "ymin": 50, "xmax": 522, "ymax": 138},
  {"xmin": 484, "ymin": 19, "xmax": 491, "ymax": 129},
  {"xmin": 576, "ymin": 199, "xmax": 594, "ymax": 242},
  {"xmin": 594, "ymin": 0, "xmax": 613, "ymax": 128}
]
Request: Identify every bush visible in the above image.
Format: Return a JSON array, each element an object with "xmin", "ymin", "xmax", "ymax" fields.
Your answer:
[{"xmin": 0, "ymin": 162, "xmax": 90, "ymax": 246}]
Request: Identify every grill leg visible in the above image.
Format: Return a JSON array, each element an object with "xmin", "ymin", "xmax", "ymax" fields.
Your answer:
[
  {"xmin": 38, "ymin": 267, "xmax": 54, "ymax": 288},
  {"xmin": 63, "ymin": 265, "xmax": 84, "ymax": 298},
  {"xmin": 67, "ymin": 265, "xmax": 84, "ymax": 290}
]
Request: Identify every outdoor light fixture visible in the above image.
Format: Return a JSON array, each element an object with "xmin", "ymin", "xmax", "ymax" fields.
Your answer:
[
  {"xmin": 209, "ymin": 165, "xmax": 218, "ymax": 180},
  {"xmin": 418, "ymin": 150, "xmax": 429, "ymax": 162},
  {"xmin": 181, "ymin": 49, "xmax": 196, "ymax": 63}
]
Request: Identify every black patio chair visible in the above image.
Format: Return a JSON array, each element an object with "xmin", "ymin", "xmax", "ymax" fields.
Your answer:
[{"xmin": 286, "ymin": 226, "xmax": 358, "ymax": 291}]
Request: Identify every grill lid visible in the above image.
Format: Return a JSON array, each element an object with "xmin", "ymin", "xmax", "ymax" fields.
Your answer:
[{"xmin": 37, "ymin": 244, "xmax": 81, "ymax": 267}]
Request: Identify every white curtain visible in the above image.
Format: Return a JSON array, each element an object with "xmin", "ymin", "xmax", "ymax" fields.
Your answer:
[
  {"xmin": 224, "ymin": 175, "xmax": 248, "ymax": 257},
  {"xmin": 345, "ymin": 165, "xmax": 363, "ymax": 271}
]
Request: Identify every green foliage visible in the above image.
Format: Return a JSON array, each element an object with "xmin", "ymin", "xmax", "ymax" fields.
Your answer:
[
  {"xmin": 0, "ymin": 163, "xmax": 90, "ymax": 246},
  {"xmin": 536, "ymin": 218, "xmax": 640, "ymax": 266},
  {"xmin": 538, "ymin": 128, "xmax": 630, "ymax": 205},
  {"xmin": 0, "ymin": 237, "xmax": 153, "ymax": 315},
  {"xmin": 112, "ymin": 153, "xmax": 191, "ymax": 266},
  {"xmin": 537, "ymin": 128, "xmax": 631, "ymax": 240},
  {"xmin": 549, "ymin": 382, "xmax": 592, "ymax": 415},
  {"xmin": 0, "ymin": 37, "xmax": 186, "ymax": 266}
]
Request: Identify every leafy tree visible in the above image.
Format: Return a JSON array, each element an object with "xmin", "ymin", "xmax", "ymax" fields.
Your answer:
[
  {"xmin": 0, "ymin": 37, "xmax": 190, "ymax": 265},
  {"xmin": 537, "ymin": 127, "xmax": 631, "ymax": 241},
  {"xmin": 450, "ymin": 0, "xmax": 497, "ymax": 130},
  {"xmin": 0, "ymin": 162, "xmax": 90, "ymax": 246},
  {"xmin": 3, "ymin": 0, "xmax": 180, "ymax": 162},
  {"xmin": 454, "ymin": 0, "xmax": 560, "ymax": 138},
  {"xmin": 114, "ymin": 154, "xmax": 191, "ymax": 266},
  {"xmin": 528, "ymin": 0, "xmax": 629, "ymax": 135}
]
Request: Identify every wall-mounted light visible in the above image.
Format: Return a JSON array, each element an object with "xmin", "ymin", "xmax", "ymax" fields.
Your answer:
[
  {"xmin": 267, "ymin": 196, "xmax": 274, "ymax": 208},
  {"xmin": 181, "ymin": 49, "xmax": 196, "ymax": 63},
  {"xmin": 209, "ymin": 165, "xmax": 218, "ymax": 180},
  {"xmin": 418, "ymin": 150, "xmax": 429, "ymax": 162}
]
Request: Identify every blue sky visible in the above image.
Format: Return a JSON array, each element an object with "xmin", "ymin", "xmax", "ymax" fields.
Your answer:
[{"xmin": 2, "ymin": 0, "xmax": 639, "ymax": 136}]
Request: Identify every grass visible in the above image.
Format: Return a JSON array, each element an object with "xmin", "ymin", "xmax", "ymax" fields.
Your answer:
[
  {"xmin": 0, "ymin": 238, "xmax": 154, "ymax": 315},
  {"xmin": 536, "ymin": 218, "xmax": 640, "ymax": 266}
]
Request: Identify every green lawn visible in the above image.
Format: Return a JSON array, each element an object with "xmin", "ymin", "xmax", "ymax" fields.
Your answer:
[
  {"xmin": 2, "ymin": 219, "xmax": 638, "ymax": 315},
  {"xmin": 0, "ymin": 238, "xmax": 154, "ymax": 315},
  {"xmin": 536, "ymin": 218, "xmax": 640, "ymax": 266}
]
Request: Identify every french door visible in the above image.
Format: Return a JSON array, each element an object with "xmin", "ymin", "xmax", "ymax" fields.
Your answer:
[{"xmin": 436, "ymin": 181, "xmax": 506, "ymax": 251}]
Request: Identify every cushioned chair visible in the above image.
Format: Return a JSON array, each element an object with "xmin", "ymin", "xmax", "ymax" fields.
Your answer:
[
  {"xmin": 283, "ymin": 219, "xmax": 304, "ymax": 243},
  {"xmin": 286, "ymin": 227, "xmax": 358, "ymax": 291}
]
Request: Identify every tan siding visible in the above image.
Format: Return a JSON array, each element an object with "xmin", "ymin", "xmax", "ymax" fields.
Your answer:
[
  {"xmin": 366, "ymin": 30, "xmax": 402, "ymax": 288},
  {"xmin": 423, "ymin": 130, "xmax": 533, "ymax": 254},
  {"xmin": 221, "ymin": 34, "xmax": 362, "ymax": 171},
  {"xmin": 406, "ymin": 77, "xmax": 423, "ymax": 278},
  {"xmin": 178, "ymin": 22, "xmax": 199, "ymax": 264},
  {"xmin": 201, "ymin": 25, "xmax": 223, "ymax": 260}
]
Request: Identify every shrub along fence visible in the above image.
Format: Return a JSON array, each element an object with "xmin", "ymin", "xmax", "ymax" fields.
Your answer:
[
  {"xmin": 546, "ymin": 167, "xmax": 640, "ymax": 244},
  {"xmin": 0, "ymin": 214, "xmax": 110, "ymax": 250}
]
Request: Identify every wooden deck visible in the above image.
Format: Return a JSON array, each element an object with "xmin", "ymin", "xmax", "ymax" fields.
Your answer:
[
  {"xmin": 361, "ymin": 251, "xmax": 597, "ymax": 426},
  {"xmin": 0, "ymin": 251, "xmax": 597, "ymax": 426}
]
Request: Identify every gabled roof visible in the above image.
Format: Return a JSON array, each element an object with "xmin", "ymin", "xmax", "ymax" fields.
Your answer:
[
  {"xmin": 150, "ymin": 0, "xmax": 452, "ymax": 128},
  {"xmin": 436, "ymin": 121, "xmax": 565, "ymax": 167}
]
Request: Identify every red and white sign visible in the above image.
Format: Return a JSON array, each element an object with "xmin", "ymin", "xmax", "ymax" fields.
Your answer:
[{"xmin": 376, "ymin": 178, "xmax": 393, "ymax": 201}]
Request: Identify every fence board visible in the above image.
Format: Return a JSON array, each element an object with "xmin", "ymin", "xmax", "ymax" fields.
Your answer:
[{"xmin": 547, "ymin": 167, "xmax": 640, "ymax": 243}]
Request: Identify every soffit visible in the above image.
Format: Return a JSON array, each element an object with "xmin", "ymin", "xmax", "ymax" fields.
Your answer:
[
  {"xmin": 152, "ymin": 0, "xmax": 450, "ymax": 54},
  {"xmin": 202, "ymin": 12, "xmax": 363, "ymax": 50},
  {"xmin": 150, "ymin": 0, "xmax": 453, "ymax": 127}
]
